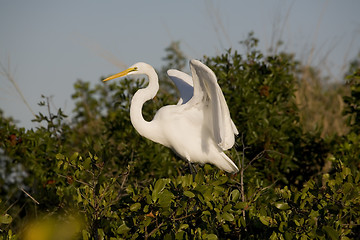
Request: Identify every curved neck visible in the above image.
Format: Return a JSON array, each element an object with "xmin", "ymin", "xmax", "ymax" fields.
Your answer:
[{"xmin": 130, "ymin": 69, "xmax": 164, "ymax": 145}]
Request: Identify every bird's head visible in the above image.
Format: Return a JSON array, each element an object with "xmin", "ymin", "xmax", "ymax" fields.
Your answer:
[{"xmin": 103, "ymin": 62, "xmax": 152, "ymax": 82}]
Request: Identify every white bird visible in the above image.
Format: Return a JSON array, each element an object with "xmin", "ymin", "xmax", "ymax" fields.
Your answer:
[{"xmin": 103, "ymin": 60, "xmax": 239, "ymax": 173}]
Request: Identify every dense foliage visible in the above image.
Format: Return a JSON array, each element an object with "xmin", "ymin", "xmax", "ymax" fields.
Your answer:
[{"xmin": 1, "ymin": 36, "xmax": 359, "ymax": 239}]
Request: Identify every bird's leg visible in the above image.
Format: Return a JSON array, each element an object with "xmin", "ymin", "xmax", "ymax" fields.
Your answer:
[
  {"xmin": 188, "ymin": 162, "xmax": 197, "ymax": 180},
  {"xmin": 192, "ymin": 163, "xmax": 198, "ymax": 174},
  {"xmin": 188, "ymin": 161, "xmax": 194, "ymax": 175}
]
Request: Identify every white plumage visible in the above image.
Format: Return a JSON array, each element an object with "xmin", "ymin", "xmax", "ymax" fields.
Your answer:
[{"xmin": 103, "ymin": 60, "xmax": 239, "ymax": 173}]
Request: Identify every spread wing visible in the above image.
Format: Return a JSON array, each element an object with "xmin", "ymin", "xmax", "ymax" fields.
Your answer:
[
  {"xmin": 167, "ymin": 69, "xmax": 193, "ymax": 105},
  {"xmin": 187, "ymin": 59, "xmax": 238, "ymax": 150}
]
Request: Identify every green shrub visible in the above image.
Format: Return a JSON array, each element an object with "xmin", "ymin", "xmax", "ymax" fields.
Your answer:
[
  {"xmin": 205, "ymin": 34, "xmax": 329, "ymax": 186},
  {"xmin": 1, "ymin": 39, "xmax": 359, "ymax": 239}
]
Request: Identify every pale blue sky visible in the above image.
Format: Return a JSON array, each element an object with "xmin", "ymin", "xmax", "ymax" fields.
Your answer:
[{"xmin": 1, "ymin": 0, "xmax": 359, "ymax": 128}]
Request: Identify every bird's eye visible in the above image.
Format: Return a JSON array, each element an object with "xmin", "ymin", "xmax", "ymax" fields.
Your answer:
[{"xmin": 129, "ymin": 67, "xmax": 138, "ymax": 73}]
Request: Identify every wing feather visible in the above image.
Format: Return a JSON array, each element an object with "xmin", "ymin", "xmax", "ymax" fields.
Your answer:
[
  {"xmin": 167, "ymin": 69, "xmax": 193, "ymax": 105},
  {"xmin": 189, "ymin": 60, "xmax": 238, "ymax": 150}
]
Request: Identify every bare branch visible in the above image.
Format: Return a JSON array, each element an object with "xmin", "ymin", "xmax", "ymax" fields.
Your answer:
[
  {"xmin": 19, "ymin": 187, "xmax": 39, "ymax": 205},
  {"xmin": 0, "ymin": 59, "xmax": 36, "ymax": 117}
]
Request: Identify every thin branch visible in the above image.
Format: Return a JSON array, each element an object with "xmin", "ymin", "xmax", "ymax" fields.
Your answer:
[
  {"xmin": 57, "ymin": 173, "xmax": 91, "ymax": 187},
  {"xmin": 172, "ymin": 212, "xmax": 195, "ymax": 222},
  {"xmin": 247, "ymin": 180, "xmax": 278, "ymax": 205},
  {"xmin": 145, "ymin": 222, "xmax": 165, "ymax": 240},
  {"xmin": 306, "ymin": 0, "xmax": 329, "ymax": 68},
  {"xmin": 0, "ymin": 59, "xmax": 36, "ymax": 117},
  {"xmin": 73, "ymin": 33, "xmax": 128, "ymax": 69},
  {"xmin": 236, "ymin": 133, "xmax": 285, "ymax": 226},
  {"xmin": 114, "ymin": 166, "xmax": 130, "ymax": 202},
  {"xmin": 239, "ymin": 133, "xmax": 247, "ymax": 222},
  {"xmin": 204, "ymin": 1, "xmax": 232, "ymax": 50},
  {"xmin": 244, "ymin": 149, "xmax": 287, "ymax": 171},
  {"xmin": 19, "ymin": 187, "xmax": 39, "ymax": 205},
  {"xmin": 4, "ymin": 199, "xmax": 19, "ymax": 213},
  {"xmin": 244, "ymin": 150, "xmax": 265, "ymax": 171}
]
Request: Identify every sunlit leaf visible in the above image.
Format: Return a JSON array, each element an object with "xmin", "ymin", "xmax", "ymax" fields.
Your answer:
[
  {"xmin": 0, "ymin": 214, "xmax": 12, "ymax": 224},
  {"xmin": 275, "ymin": 202, "xmax": 290, "ymax": 210},
  {"xmin": 152, "ymin": 178, "xmax": 170, "ymax": 202},
  {"xmin": 184, "ymin": 191, "xmax": 195, "ymax": 198},
  {"xmin": 204, "ymin": 233, "xmax": 218, "ymax": 240},
  {"xmin": 130, "ymin": 203, "xmax": 141, "ymax": 212},
  {"xmin": 222, "ymin": 212, "xmax": 234, "ymax": 222},
  {"xmin": 117, "ymin": 223, "xmax": 130, "ymax": 235}
]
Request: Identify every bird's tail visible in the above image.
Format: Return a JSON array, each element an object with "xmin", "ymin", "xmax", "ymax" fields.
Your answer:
[{"xmin": 218, "ymin": 152, "xmax": 239, "ymax": 173}]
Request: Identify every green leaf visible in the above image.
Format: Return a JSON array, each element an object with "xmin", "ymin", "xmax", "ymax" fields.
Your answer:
[
  {"xmin": 117, "ymin": 223, "xmax": 130, "ymax": 234},
  {"xmin": 275, "ymin": 202, "xmax": 290, "ymax": 210},
  {"xmin": 300, "ymin": 234, "xmax": 308, "ymax": 240},
  {"xmin": 202, "ymin": 210, "xmax": 211, "ymax": 216},
  {"xmin": 322, "ymin": 226, "xmax": 339, "ymax": 240},
  {"xmin": 152, "ymin": 179, "xmax": 170, "ymax": 202},
  {"xmin": 56, "ymin": 153, "xmax": 65, "ymax": 160},
  {"xmin": 70, "ymin": 151, "xmax": 79, "ymax": 162},
  {"xmin": 343, "ymin": 182, "xmax": 353, "ymax": 194},
  {"xmin": 234, "ymin": 201, "xmax": 247, "ymax": 210},
  {"xmin": 84, "ymin": 157, "xmax": 91, "ymax": 170},
  {"xmin": 144, "ymin": 217, "xmax": 152, "ymax": 227},
  {"xmin": 222, "ymin": 223, "xmax": 231, "ymax": 232},
  {"xmin": 213, "ymin": 176, "xmax": 228, "ymax": 186},
  {"xmin": 222, "ymin": 212, "xmax": 235, "ymax": 222},
  {"xmin": 309, "ymin": 210, "xmax": 319, "ymax": 218},
  {"xmin": 194, "ymin": 172, "xmax": 204, "ymax": 184},
  {"xmin": 204, "ymin": 233, "xmax": 218, "ymax": 240},
  {"xmin": 63, "ymin": 162, "xmax": 68, "ymax": 170},
  {"xmin": 230, "ymin": 189, "xmax": 240, "ymax": 202},
  {"xmin": 143, "ymin": 205, "xmax": 149, "ymax": 213},
  {"xmin": 270, "ymin": 232, "xmax": 278, "ymax": 240},
  {"xmin": 57, "ymin": 160, "xmax": 63, "ymax": 168},
  {"xmin": 259, "ymin": 216, "xmax": 272, "ymax": 226},
  {"xmin": 158, "ymin": 190, "xmax": 174, "ymax": 209},
  {"xmin": 82, "ymin": 230, "xmax": 90, "ymax": 240},
  {"xmin": 98, "ymin": 228, "xmax": 105, "ymax": 239},
  {"xmin": 279, "ymin": 221, "xmax": 288, "ymax": 233},
  {"xmin": 223, "ymin": 204, "xmax": 232, "ymax": 212},
  {"xmin": 130, "ymin": 203, "xmax": 141, "ymax": 212},
  {"xmin": 184, "ymin": 190, "xmax": 195, "ymax": 198},
  {"xmin": 175, "ymin": 232, "xmax": 185, "ymax": 240},
  {"xmin": 240, "ymin": 216, "xmax": 246, "ymax": 227},
  {"xmin": 0, "ymin": 214, "xmax": 12, "ymax": 224},
  {"xmin": 181, "ymin": 174, "xmax": 193, "ymax": 187},
  {"xmin": 77, "ymin": 190, "xmax": 82, "ymax": 203},
  {"xmin": 179, "ymin": 224, "xmax": 189, "ymax": 230}
]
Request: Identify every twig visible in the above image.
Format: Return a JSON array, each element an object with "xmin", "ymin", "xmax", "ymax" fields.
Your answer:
[
  {"xmin": 57, "ymin": 173, "xmax": 91, "ymax": 187},
  {"xmin": 120, "ymin": 170, "xmax": 129, "ymax": 189},
  {"xmin": 237, "ymin": 134, "xmax": 284, "ymax": 225},
  {"xmin": 145, "ymin": 222, "xmax": 164, "ymax": 240},
  {"xmin": 4, "ymin": 199, "xmax": 19, "ymax": 213},
  {"xmin": 73, "ymin": 33, "xmax": 128, "ymax": 69},
  {"xmin": 0, "ymin": 58, "xmax": 36, "ymax": 117},
  {"xmin": 244, "ymin": 150, "xmax": 265, "ymax": 171},
  {"xmin": 244, "ymin": 149, "xmax": 287, "ymax": 171},
  {"xmin": 204, "ymin": 1, "xmax": 232, "ymax": 50},
  {"xmin": 19, "ymin": 187, "xmax": 39, "ymax": 205},
  {"xmin": 247, "ymin": 180, "xmax": 278, "ymax": 205},
  {"xmin": 172, "ymin": 213, "xmax": 194, "ymax": 222},
  {"xmin": 239, "ymin": 133, "xmax": 247, "ymax": 222}
]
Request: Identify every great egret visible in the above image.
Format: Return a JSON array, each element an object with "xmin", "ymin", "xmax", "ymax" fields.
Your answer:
[{"xmin": 103, "ymin": 60, "xmax": 239, "ymax": 173}]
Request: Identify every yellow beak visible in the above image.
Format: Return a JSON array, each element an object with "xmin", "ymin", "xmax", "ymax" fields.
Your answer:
[{"xmin": 103, "ymin": 67, "xmax": 138, "ymax": 82}]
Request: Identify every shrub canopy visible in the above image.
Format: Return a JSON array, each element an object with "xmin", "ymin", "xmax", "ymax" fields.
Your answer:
[{"xmin": 1, "ymin": 36, "xmax": 359, "ymax": 239}]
